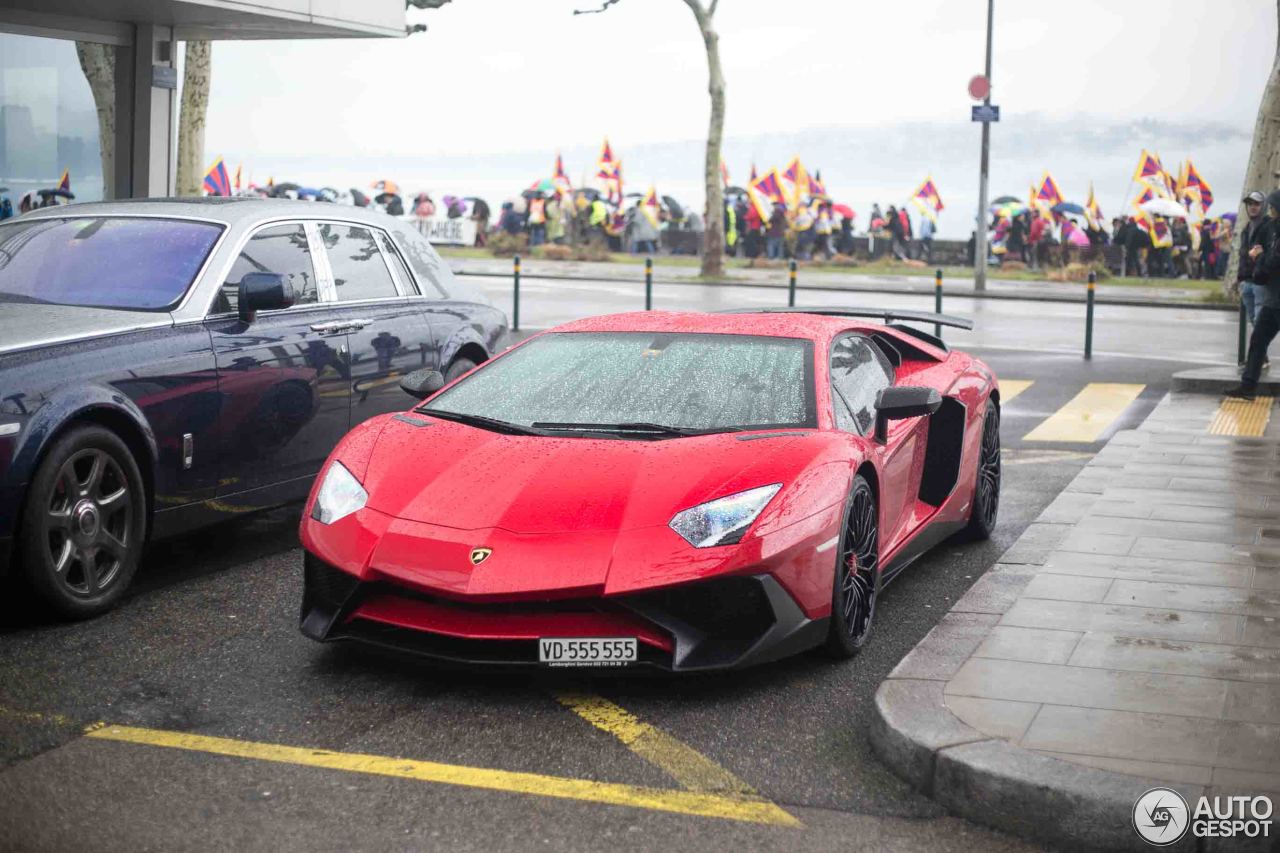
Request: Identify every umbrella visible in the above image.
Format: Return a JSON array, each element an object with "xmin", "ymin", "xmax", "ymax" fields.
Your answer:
[
  {"xmin": 296, "ymin": 187, "xmax": 321, "ymax": 200},
  {"xmin": 350, "ymin": 189, "xmax": 370, "ymax": 207},
  {"xmin": 372, "ymin": 179, "xmax": 399, "ymax": 195},
  {"xmin": 724, "ymin": 185, "xmax": 748, "ymax": 196},
  {"xmin": 662, "ymin": 196, "xmax": 684, "ymax": 218},
  {"xmin": 1222, "ymin": 211, "xmax": 1238, "ymax": 224},
  {"xmin": 1051, "ymin": 202, "xmax": 1086, "ymax": 215},
  {"xmin": 374, "ymin": 192, "xmax": 402, "ymax": 205},
  {"xmin": 521, "ymin": 189, "xmax": 546, "ymax": 200},
  {"xmin": 624, "ymin": 192, "xmax": 643, "ymax": 200},
  {"xmin": 990, "ymin": 201, "xmax": 1026, "ymax": 218},
  {"xmin": 1140, "ymin": 198, "xmax": 1188, "ymax": 218},
  {"xmin": 1065, "ymin": 227, "xmax": 1090, "ymax": 247},
  {"xmin": 991, "ymin": 195, "xmax": 1021, "ymax": 205},
  {"xmin": 832, "ymin": 203, "xmax": 855, "ymax": 219},
  {"xmin": 270, "ymin": 182, "xmax": 300, "ymax": 198},
  {"xmin": 38, "ymin": 188, "xmax": 75, "ymax": 201}
]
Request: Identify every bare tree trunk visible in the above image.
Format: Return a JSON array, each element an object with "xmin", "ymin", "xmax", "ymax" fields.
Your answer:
[
  {"xmin": 1225, "ymin": 0, "xmax": 1280, "ymax": 293},
  {"xmin": 176, "ymin": 41, "xmax": 211, "ymax": 196},
  {"xmin": 75, "ymin": 42, "xmax": 115, "ymax": 200},
  {"xmin": 684, "ymin": 0, "xmax": 725, "ymax": 278}
]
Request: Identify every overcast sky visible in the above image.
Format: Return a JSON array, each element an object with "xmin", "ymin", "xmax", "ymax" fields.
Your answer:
[{"xmin": 206, "ymin": 0, "xmax": 1275, "ymax": 160}]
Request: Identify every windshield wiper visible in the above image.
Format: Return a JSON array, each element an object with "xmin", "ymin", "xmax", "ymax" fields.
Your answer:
[
  {"xmin": 419, "ymin": 408, "xmax": 547, "ymax": 436},
  {"xmin": 531, "ymin": 421, "xmax": 736, "ymax": 438}
]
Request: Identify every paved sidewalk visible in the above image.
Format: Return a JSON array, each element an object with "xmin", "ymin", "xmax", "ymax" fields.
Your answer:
[
  {"xmin": 447, "ymin": 256, "xmax": 1231, "ymax": 311},
  {"xmin": 872, "ymin": 390, "xmax": 1280, "ymax": 851}
]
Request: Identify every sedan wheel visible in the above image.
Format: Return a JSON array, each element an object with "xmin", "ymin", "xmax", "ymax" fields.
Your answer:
[
  {"xmin": 825, "ymin": 474, "xmax": 879, "ymax": 657},
  {"xmin": 20, "ymin": 426, "xmax": 146, "ymax": 618},
  {"xmin": 963, "ymin": 402, "xmax": 1001, "ymax": 540}
]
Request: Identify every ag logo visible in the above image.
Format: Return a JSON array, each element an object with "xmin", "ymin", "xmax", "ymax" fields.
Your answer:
[
  {"xmin": 1133, "ymin": 787, "xmax": 1190, "ymax": 846},
  {"xmin": 469, "ymin": 547, "xmax": 492, "ymax": 566}
]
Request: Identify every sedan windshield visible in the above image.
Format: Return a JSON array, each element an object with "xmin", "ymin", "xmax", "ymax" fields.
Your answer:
[
  {"xmin": 0, "ymin": 217, "xmax": 224, "ymax": 311},
  {"xmin": 425, "ymin": 332, "xmax": 816, "ymax": 435}
]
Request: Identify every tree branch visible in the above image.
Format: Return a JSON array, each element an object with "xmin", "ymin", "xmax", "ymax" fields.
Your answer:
[
  {"xmin": 708, "ymin": 0, "xmax": 719, "ymax": 18},
  {"xmin": 573, "ymin": 0, "xmax": 623, "ymax": 14}
]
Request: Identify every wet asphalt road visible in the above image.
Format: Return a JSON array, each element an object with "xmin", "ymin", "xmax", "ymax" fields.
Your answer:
[{"xmin": 0, "ymin": 320, "xmax": 1230, "ymax": 851}]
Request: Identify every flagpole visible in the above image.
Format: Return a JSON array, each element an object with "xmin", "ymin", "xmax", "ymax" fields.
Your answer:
[{"xmin": 974, "ymin": 0, "xmax": 994, "ymax": 292}]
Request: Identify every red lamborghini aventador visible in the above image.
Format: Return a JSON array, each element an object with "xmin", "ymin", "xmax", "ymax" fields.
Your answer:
[{"xmin": 299, "ymin": 308, "xmax": 1002, "ymax": 671}]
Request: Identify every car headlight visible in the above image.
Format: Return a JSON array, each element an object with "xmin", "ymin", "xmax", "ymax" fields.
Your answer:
[
  {"xmin": 311, "ymin": 461, "xmax": 367, "ymax": 524},
  {"xmin": 668, "ymin": 484, "xmax": 783, "ymax": 548}
]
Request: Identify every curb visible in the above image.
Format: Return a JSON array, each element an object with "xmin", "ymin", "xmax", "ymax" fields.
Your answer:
[
  {"xmin": 1172, "ymin": 366, "xmax": 1280, "ymax": 395},
  {"xmin": 452, "ymin": 267, "xmax": 1236, "ymax": 313},
  {"xmin": 868, "ymin": 415, "xmax": 1208, "ymax": 852}
]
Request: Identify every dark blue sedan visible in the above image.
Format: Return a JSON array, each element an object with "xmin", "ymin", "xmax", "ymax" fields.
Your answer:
[{"xmin": 0, "ymin": 198, "xmax": 507, "ymax": 617}]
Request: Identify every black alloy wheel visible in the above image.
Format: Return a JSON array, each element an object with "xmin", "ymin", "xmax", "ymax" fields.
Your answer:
[
  {"xmin": 20, "ymin": 425, "xmax": 146, "ymax": 618},
  {"xmin": 964, "ymin": 402, "xmax": 1001, "ymax": 540},
  {"xmin": 825, "ymin": 474, "xmax": 879, "ymax": 657},
  {"xmin": 444, "ymin": 357, "xmax": 479, "ymax": 383}
]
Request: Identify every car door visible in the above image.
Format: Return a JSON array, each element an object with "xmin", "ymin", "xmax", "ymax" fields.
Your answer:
[
  {"xmin": 314, "ymin": 220, "xmax": 437, "ymax": 426},
  {"xmin": 829, "ymin": 334, "xmax": 923, "ymax": 555},
  {"xmin": 205, "ymin": 221, "xmax": 350, "ymax": 497}
]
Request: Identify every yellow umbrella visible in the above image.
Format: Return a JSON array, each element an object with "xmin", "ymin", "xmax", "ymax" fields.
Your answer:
[{"xmin": 372, "ymin": 179, "xmax": 400, "ymax": 195}]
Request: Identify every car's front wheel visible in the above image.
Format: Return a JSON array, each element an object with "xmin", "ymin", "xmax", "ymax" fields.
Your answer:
[
  {"xmin": 825, "ymin": 474, "xmax": 879, "ymax": 658},
  {"xmin": 19, "ymin": 425, "xmax": 146, "ymax": 618},
  {"xmin": 444, "ymin": 356, "xmax": 479, "ymax": 384}
]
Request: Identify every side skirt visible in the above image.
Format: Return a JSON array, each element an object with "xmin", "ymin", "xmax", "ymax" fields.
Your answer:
[{"xmin": 879, "ymin": 518, "xmax": 967, "ymax": 589}]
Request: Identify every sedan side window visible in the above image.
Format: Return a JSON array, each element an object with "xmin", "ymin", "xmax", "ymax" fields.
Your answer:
[
  {"xmin": 318, "ymin": 223, "xmax": 399, "ymax": 302},
  {"xmin": 377, "ymin": 230, "xmax": 418, "ymax": 295},
  {"xmin": 831, "ymin": 336, "xmax": 894, "ymax": 435},
  {"xmin": 213, "ymin": 223, "xmax": 317, "ymax": 314}
]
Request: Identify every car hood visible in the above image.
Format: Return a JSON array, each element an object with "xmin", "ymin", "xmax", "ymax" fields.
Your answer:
[
  {"xmin": 361, "ymin": 417, "xmax": 808, "ymax": 534},
  {"xmin": 0, "ymin": 298, "xmax": 171, "ymax": 355}
]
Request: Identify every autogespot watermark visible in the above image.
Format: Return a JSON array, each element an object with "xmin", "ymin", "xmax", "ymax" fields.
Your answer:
[{"xmin": 1133, "ymin": 787, "xmax": 1274, "ymax": 846}]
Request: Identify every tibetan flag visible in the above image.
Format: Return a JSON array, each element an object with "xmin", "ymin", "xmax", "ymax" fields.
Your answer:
[
  {"xmin": 596, "ymin": 138, "xmax": 619, "ymax": 181},
  {"xmin": 809, "ymin": 171, "xmax": 828, "ymax": 198},
  {"xmin": 57, "ymin": 168, "xmax": 70, "ymax": 193},
  {"xmin": 233, "ymin": 163, "xmax": 242, "ymax": 192},
  {"xmin": 748, "ymin": 169, "xmax": 786, "ymax": 220},
  {"xmin": 1184, "ymin": 160, "xmax": 1213, "ymax": 212},
  {"xmin": 749, "ymin": 163, "xmax": 758, "ymax": 183},
  {"xmin": 202, "ymin": 157, "xmax": 231, "ymax": 197},
  {"xmin": 781, "ymin": 156, "xmax": 810, "ymax": 207},
  {"xmin": 1131, "ymin": 179, "xmax": 1160, "ymax": 214},
  {"xmin": 1034, "ymin": 172, "xmax": 1064, "ymax": 209},
  {"xmin": 641, "ymin": 186, "xmax": 661, "ymax": 228},
  {"xmin": 911, "ymin": 176, "xmax": 944, "ymax": 223},
  {"xmin": 1085, "ymin": 182, "xmax": 1103, "ymax": 228},
  {"xmin": 1132, "ymin": 150, "xmax": 1165, "ymax": 184},
  {"xmin": 553, "ymin": 152, "xmax": 573, "ymax": 197}
]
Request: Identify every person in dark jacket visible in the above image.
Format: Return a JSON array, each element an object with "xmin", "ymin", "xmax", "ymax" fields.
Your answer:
[
  {"xmin": 1125, "ymin": 218, "xmax": 1152, "ymax": 278},
  {"xmin": 1237, "ymin": 191, "xmax": 1267, "ymax": 324},
  {"xmin": 1008, "ymin": 214, "xmax": 1027, "ymax": 263},
  {"xmin": 1228, "ymin": 190, "xmax": 1280, "ymax": 399},
  {"xmin": 886, "ymin": 204, "xmax": 907, "ymax": 260}
]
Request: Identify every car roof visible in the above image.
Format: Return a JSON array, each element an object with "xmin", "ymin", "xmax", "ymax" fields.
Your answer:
[
  {"xmin": 550, "ymin": 310, "xmax": 887, "ymax": 341},
  {"xmin": 15, "ymin": 197, "xmax": 402, "ymax": 229}
]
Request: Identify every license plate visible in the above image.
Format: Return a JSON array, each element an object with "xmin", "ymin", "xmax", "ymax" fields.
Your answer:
[{"xmin": 538, "ymin": 637, "xmax": 637, "ymax": 667}]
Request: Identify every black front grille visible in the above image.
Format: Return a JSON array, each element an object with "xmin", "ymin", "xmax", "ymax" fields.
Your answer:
[{"xmin": 304, "ymin": 553, "xmax": 360, "ymax": 609}]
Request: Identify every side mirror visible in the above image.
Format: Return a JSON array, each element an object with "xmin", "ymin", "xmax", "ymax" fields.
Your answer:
[
  {"xmin": 238, "ymin": 272, "xmax": 295, "ymax": 322},
  {"xmin": 874, "ymin": 386, "xmax": 942, "ymax": 443},
  {"xmin": 400, "ymin": 368, "xmax": 446, "ymax": 400}
]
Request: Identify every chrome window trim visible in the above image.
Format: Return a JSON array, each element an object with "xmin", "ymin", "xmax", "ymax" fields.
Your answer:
[
  {"xmin": 377, "ymin": 231, "xmax": 423, "ymax": 296},
  {"xmin": 305, "ymin": 221, "xmax": 339, "ymax": 303},
  {"xmin": 0, "ymin": 212, "xmax": 232, "ymax": 318}
]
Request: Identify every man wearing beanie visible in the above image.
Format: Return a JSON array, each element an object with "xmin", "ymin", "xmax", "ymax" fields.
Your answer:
[{"xmin": 1227, "ymin": 189, "xmax": 1280, "ymax": 400}]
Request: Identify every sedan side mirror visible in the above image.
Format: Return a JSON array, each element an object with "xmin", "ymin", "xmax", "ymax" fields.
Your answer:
[
  {"xmin": 400, "ymin": 368, "xmax": 446, "ymax": 400},
  {"xmin": 238, "ymin": 272, "xmax": 295, "ymax": 323},
  {"xmin": 874, "ymin": 385, "xmax": 942, "ymax": 443}
]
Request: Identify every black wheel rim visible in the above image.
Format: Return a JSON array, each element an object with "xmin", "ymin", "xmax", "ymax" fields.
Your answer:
[
  {"xmin": 840, "ymin": 484, "xmax": 878, "ymax": 644},
  {"xmin": 976, "ymin": 407, "xmax": 1001, "ymax": 529},
  {"xmin": 41, "ymin": 448, "xmax": 133, "ymax": 597}
]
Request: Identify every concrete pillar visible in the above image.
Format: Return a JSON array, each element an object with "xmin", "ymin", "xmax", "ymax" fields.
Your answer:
[{"xmin": 127, "ymin": 23, "xmax": 175, "ymax": 198}]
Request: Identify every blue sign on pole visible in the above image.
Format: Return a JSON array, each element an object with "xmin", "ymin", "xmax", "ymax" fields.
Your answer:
[{"xmin": 971, "ymin": 104, "xmax": 1000, "ymax": 123}]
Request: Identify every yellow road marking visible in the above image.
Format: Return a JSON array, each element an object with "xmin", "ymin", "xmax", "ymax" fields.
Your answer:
[
  {"xmin": 1208, "ymin": 396, "xmax": 1274, "ymax": 437},
  {"xmin": 85, "ymin": 725, "xmax": 800, "ymax": 827},
  {"xmin": 1023, "ymin": 383, "xmax": 1145, "ymax": 443},
  {"xmin": 1002, "ymin": 449, "xmax": 1096, "ymax": 465},
  {"xmin": 0, "ymin": 706, "xmax": 75, "ymax": 727},
  {"xmin": 999, "ymin": 379, "xmax": 1033, "ymax": 403},
  {"xmin": 555, "ymin": 692, "xmax": 758, "ymax": 796}
]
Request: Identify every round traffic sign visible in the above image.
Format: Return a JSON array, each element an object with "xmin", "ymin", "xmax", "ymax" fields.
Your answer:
[{"xmin": 968, "ymin": 75, "xmax": 990, "ymax": 101}]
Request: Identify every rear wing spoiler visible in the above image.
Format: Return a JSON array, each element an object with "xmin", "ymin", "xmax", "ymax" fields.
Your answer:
[{"xmin": 715, "ymin": 306, "xmax": 975, "ymax": 331}]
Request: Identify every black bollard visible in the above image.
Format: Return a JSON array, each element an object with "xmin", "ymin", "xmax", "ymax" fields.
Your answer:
[
  {"xmin": 1084, "ymin": 270, "xmax": 1096, "ymax": 360},
  {"xmin": 512, "ymin": 254, "xmax": 521, "ymax": 332},
  {"xmin": 645, "ymin": 257, "xmax": 653, "ymax": 311},
  {"xmin": 788, "ymin": 260, "xmax": 797, "ymax": 307},
  {"xmin": 934, "ymin": 268, "xmax": 943, "ymax": 338}
]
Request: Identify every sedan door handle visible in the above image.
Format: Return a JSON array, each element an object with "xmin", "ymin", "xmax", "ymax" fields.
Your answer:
[
  {"xmin": 345, "ymin": 318, "xmax": 372, "ymax": 330},
  {"xmin": 310, "ymin": 321, "xmax": 349, "ymax": 334}
]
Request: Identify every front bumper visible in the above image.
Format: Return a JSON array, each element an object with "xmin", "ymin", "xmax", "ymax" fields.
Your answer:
[{"xmin": 300, "ymin": 552, "xmax": 827, "ymax": 672}]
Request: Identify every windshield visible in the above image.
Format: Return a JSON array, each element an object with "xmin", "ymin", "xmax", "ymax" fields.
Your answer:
[
  {"xmin": 425, "ymin": 332, "xmax": 816, "ymax": 434},
  {"xmin": 0, "ymin": 217, "xmax": 224, "ymax": 311}
]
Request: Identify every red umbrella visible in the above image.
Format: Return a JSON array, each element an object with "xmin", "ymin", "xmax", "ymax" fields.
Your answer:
[{"xmin": 833, "ymin": 204, "xmax": 855, "ymax": 219}]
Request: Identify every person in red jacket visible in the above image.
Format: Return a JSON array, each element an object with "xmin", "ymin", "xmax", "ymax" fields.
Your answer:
[{"xmin": 1027, "ymin": 213, "xmax": 1048, "ymax": 271}]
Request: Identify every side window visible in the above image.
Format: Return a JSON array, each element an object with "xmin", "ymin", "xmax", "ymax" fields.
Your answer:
[
  {"xmin": 390, "ymin": 222, "xmax": 450, "ymax": 298},
  {"xmin": 377, "ymin": 230, "xmax": 418, "ymax": 295},
  {"xmin": 831, "ymin": 336, "xmax": 893, "ymax": 435},
  {"xmin": 318, "ymin": 223, "xmax": 399, "ymax": 302},
  {"xmin": 213, "ymin": 223, "xmax": 317, "ymax": 314}
]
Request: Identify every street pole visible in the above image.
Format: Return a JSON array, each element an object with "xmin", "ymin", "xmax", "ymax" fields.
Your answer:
[{"xmin": 974, "ymin": 0, "xmax": 994, "ymax": 293}]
